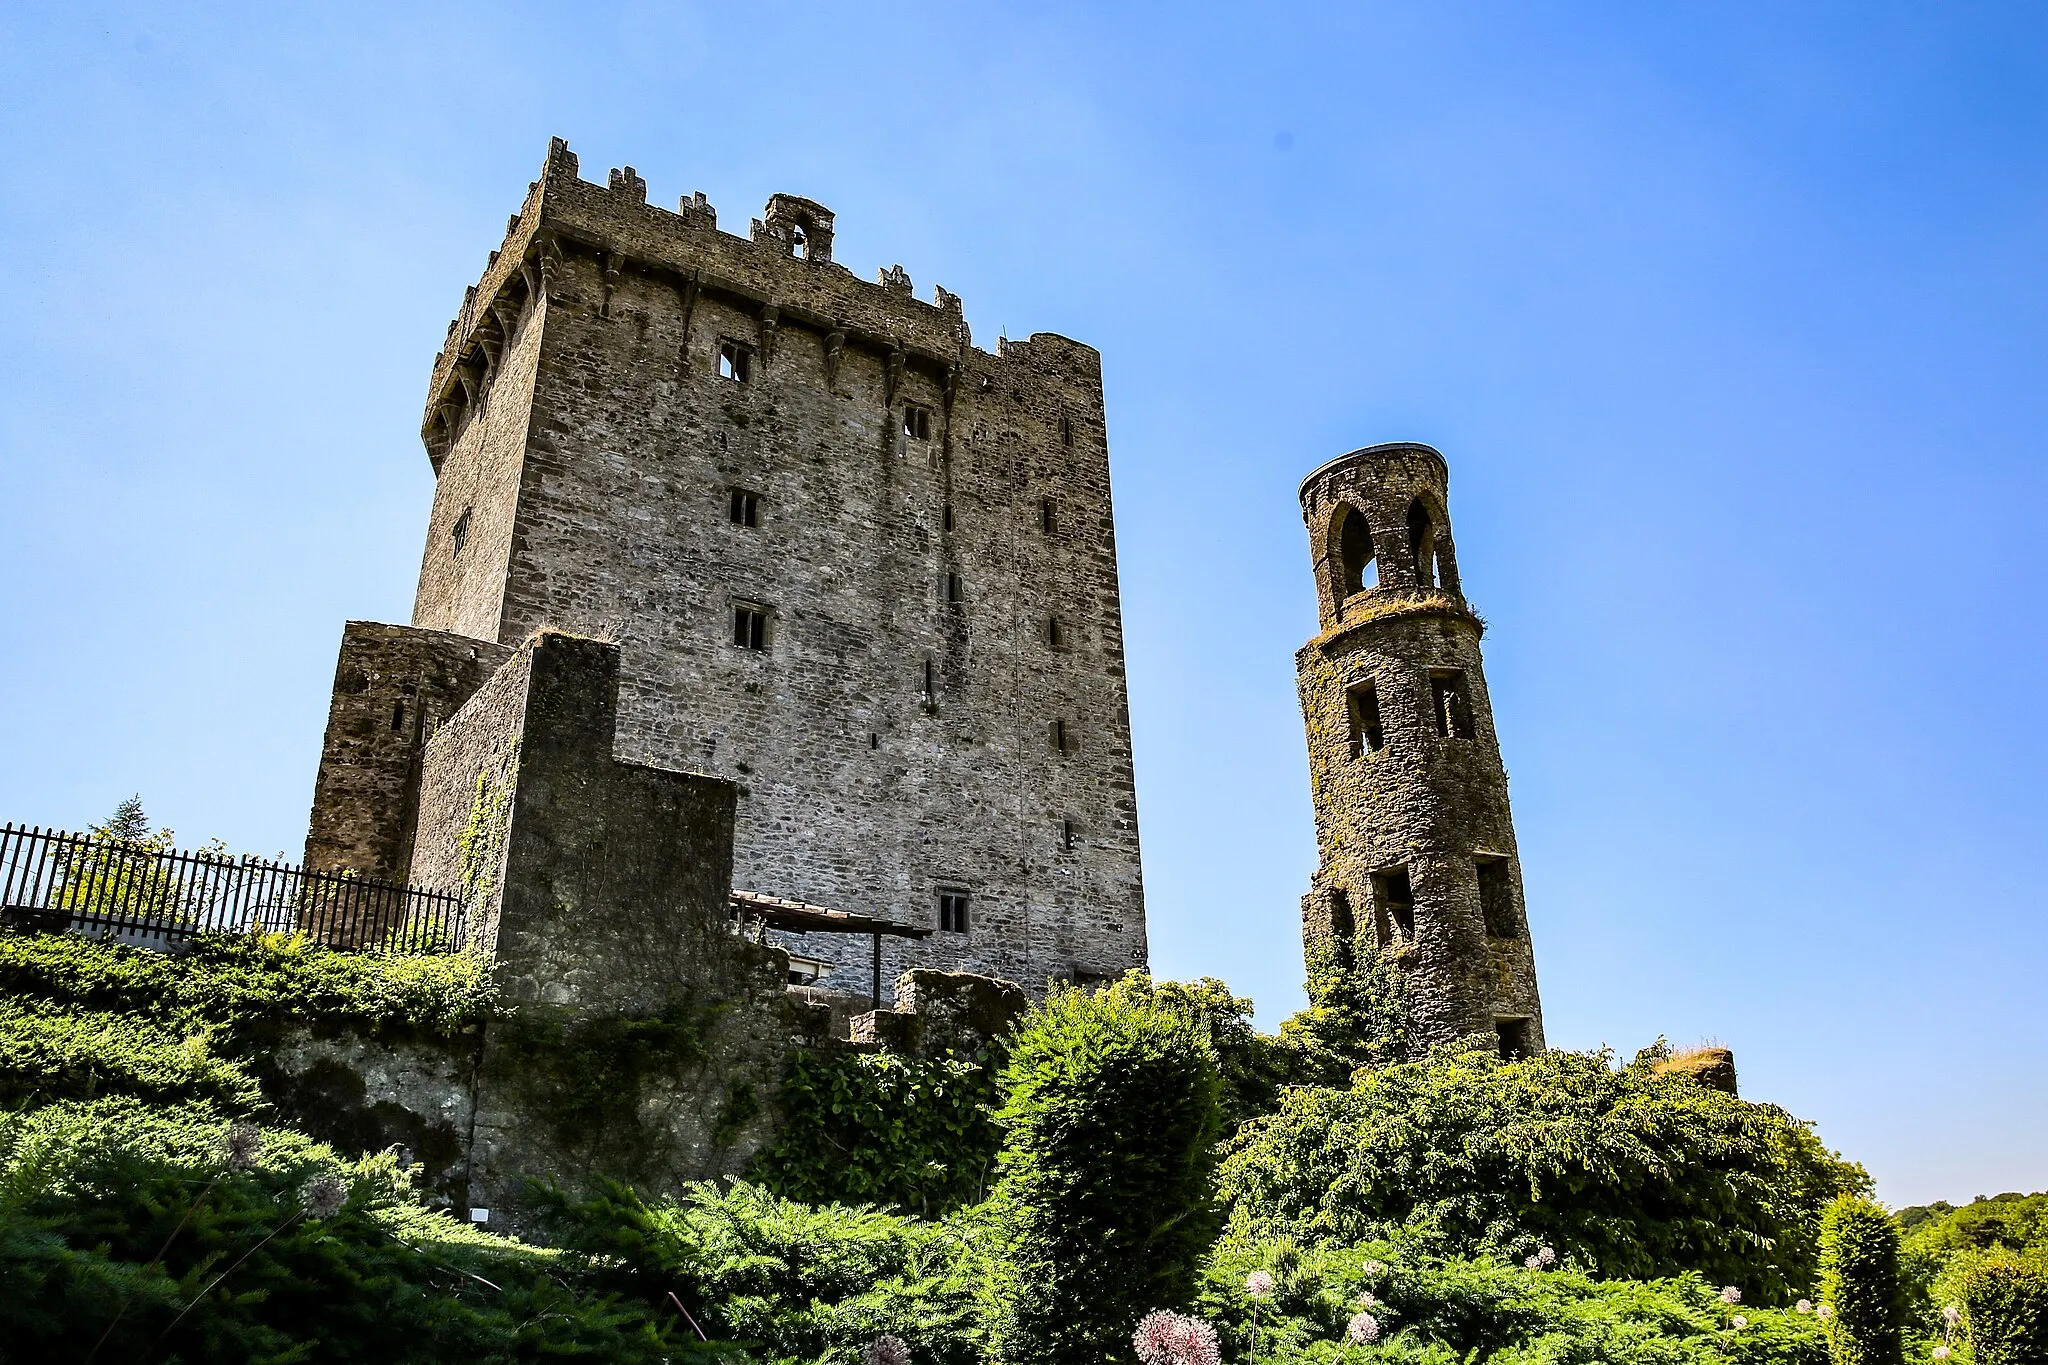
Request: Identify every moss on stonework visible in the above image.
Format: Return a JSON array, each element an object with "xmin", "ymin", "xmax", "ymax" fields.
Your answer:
[
  {"xmin": 1313, "ymin": 589, "xmax": 1483, "ymax": 648},
  {"xmin": 493, "ymin": 994, "xmax": 721, "ymax": 1171},
  {"xmin": 456, "ymin": 750, "xmax": 516, "ymax": 912}
]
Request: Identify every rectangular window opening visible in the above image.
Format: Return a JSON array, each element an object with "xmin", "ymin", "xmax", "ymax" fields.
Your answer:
[
  {"xmin": 1431, "ymin": 670, "xmax": 1474, "ymax": 739},
  {"xmin": 731, "ymin": 604, "xmax": 768, "ymax": 651},
  {"xmin": 728, "ymin": 489, "xmax": 759, "ymax": 527},
  {"xmin": 1050, "ymin": 718, "xmax": 1069, "ymax": 754},
  {"xmin": 1371, "ymin": 866, "xmax": 1415, "ymax": 943},
  {"xmin": 450, "ymin": 506, "xmax": 471, "ymax": 556},
  {"xmin": 903, "ymin": 405, "xmax": 932, "ymax": 441},
  {"xmin": 944, "ymin": 572, "xmax": 964, "ymax": 605},
  {"xmin": 1040, "ymin": 497, "xmax": 1056, "ymax": 534},
  {"xmin": 1058, "ymin": 414, "xmax": 1074, "ymax": 446},
  {"xmin": 717, "ymin": 340, "xmax": 752, "ymax": 383},
  {"xmin": 1476, "ymin": 857, "xmax": 1519, "ymax": 938},
  {"xmin": 1496, "ymin": 1016, "xmax": 1534, "ymax": 1060},
  {"xmin": 938, "ymin": 889, "xmax": 970, "ymax": 933},
  {"xmin": 942, "ymin": 503, "xmax": 954, "ymax": 532},
  {"xmin": 1346, "ymin": 681, "xmax": 1385, "ymax": 757},
  {"xmin": 1061, "ymin": 818, "xmax": 1075, "ymax": 851},
  {"xmin": 922, "ymin": 659, "xmax": 935, "ymax": 696},
  {"xmin": 1047, "ymin": 616, "xmax": 1065, "ymax": 650}
]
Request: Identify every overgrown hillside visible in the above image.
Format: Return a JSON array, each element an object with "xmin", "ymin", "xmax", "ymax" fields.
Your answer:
[{"xmin": 0, "ymin": 926, "xmax": 1980, "ymax": 1365}]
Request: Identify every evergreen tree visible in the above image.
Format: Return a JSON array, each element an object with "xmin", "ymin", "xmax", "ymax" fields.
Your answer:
[{"xmin": 1820, "ymin": 1194, "xmax": 1905, "ymax": 1365}]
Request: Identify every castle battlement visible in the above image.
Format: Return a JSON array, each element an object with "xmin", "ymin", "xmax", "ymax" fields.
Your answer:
[{"xmin": 422, "ymin": 138, "xmax": 1097, "ymax": 470}]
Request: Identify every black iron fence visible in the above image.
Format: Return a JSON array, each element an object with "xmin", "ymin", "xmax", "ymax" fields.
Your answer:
[{"xmin": 0, "ymin": 822, "xmax": 468, "ymax": 953}]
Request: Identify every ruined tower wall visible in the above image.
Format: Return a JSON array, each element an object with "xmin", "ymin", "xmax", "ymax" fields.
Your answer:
[
  {"xmin": 302, "ymin": 622, "xmax": 512, "ymax": 883},
  {"xmin": 1295, "ymin": 443, "xmax": 1544, "ymax": 1051},
  {"xmin": 400, "ymin": 142, "xmax": 1145, "ymax": 998}
]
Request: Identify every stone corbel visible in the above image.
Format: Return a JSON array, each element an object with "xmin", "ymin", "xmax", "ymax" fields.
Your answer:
[
  {"xmin": 758, "ymin": 302, "xmax": 779, "ymax": 365},
  {"xmin": 600, "ymin": 249, "xmax": 625, "ymax": 318},
  {"xmin": 537, "ymin": 235, "xmax": 562, "ymax": 301},
  {"xmin": 884, "ymin": 344, "xmax": 905, "ymax": 407},
  {"xmin": 677, "ymin": 269, "xmax": 702, "ymax": 367},
  {"xmin": 823, "ymin": 327, "xmax": 846, "ymax": 389}
]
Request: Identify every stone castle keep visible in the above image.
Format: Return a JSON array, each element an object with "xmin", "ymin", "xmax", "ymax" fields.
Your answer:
[
  {"xmin": 282, "ymin": 147, "xmax": 1543, "ymax": 1208},
  {"xmin": 304, "ymin": 138, "xmax": 1147, "ymax": 1002},
  {"xmin": 1295, "ymin": 443, "xmax": 1545, "ymax": 1053}
]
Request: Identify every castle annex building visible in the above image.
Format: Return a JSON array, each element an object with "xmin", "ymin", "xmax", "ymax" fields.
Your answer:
[
  {"xmin": 304, "ymin": 140, "xmax": 1148, "ymax": 999},
  {"xmin": 1295, "ymin": 443, "xmax": 1545, "ymax": 1054}
]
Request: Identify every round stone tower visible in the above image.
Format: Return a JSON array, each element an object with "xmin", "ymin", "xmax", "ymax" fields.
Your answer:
[{"xmin": 1295, "ymin": 442, "xmax": 1544, "ymax": 1055}]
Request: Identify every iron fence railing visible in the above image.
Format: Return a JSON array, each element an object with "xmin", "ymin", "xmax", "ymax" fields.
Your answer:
[{"xmin": 0, "ymin": 822, "xmax": 468, "ymax": 953}]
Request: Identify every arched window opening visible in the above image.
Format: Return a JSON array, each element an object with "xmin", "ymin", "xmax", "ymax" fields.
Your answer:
[
  {"xmin": 1407, "ymin": 498, "xmax": 1438, "ymax": 589},
  {"xmin": 1335, "ymin": 506, "xmax": 1377, "ymax": 596}
]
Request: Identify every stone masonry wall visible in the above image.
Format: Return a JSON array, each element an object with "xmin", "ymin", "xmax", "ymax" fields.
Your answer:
[
  {"xmin": 1295, "ymin": 444, "xmax": 1544, "ymax": 1051},
  {"xmin": 402, "ymin": 139, "xmax": 1146, "ymax": 1001},
  {"xmin": 303, "ymin": 622, "xmax": 512, "ymax": 884},
  {"xmin": 407, "ymin": 631, "xmax": 824, "ymax": 1219}
]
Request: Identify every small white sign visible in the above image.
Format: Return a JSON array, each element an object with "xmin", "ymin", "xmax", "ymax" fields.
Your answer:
[{"xmin": 469, "ymin": 1207, "xmax": 490, "ymax": 1223}]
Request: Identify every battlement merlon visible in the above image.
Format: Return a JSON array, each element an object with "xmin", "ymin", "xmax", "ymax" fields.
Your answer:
[{"xmin": 419, "ymin": 138, "xmax": 1098, "ymax": 462}]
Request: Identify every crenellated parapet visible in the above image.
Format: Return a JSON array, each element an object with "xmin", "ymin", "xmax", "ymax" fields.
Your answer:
[{"xmin": 421, "ymin": 137, "xmax": 1016, "ymax": 470}]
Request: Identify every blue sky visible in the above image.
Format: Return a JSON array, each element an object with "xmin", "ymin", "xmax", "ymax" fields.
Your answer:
[{"xmin": 3, "ymin": 2, "xmax": 2044, "ymax": 1207}]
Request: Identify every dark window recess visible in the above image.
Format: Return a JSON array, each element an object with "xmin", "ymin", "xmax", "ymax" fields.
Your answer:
[
  {"xmin": 790, "ymin": 224, "xmax": 807, "ymax": 258},
  {"xmin": 942, "ymin": 503, "xmax": 954, "ymax": 532},
  {"xmin": 1495, "ymin": 1016, "xmax": 1534, "ymax": 1060},
  {"xmin": 1059, "ymin": 414, "xmax": 1074, "ymax": 445},
  {"xmin": 1040, "ymin": 497, "xmax": 1056, "ymax": 534},
  {"xmin": 729, "ymin": 489, "xmax": 759, "ymax": 527},
  {"xmin": 869, "ymin": 732, "xmax": 880, "ymax": 750},
  {"xmin": 390, "ymin": 699, "xmax": 406, "ymax": 734},
  {"xmin": 1477, "ymin": 858, "xmax": 1519, "ymax": 938},
  {"xmin": 717, "ymin": 340, "xmax": 752, "ymax": 383},
  {"xmin": 1330, "ymin": 888, "xmax": 1355, "ymax": 940},
  {"xmin": 922, "ymin": 659, "xmax": 935, "ymax": 695},
  {"xmin": 904, "ymin": 405, "xmax": 932, "ymax": 441},
  {"xmin": 1047, "ymin": 617, "xmax": 1065, "ymax": 649},
  {"xmin": 1371, "ymin": 867, "xmax": 1415, "ymax": 941},
  {"xmin": 938, "ymin": 889, "xmax": 970, "ymax": 933},
  {"xmin": 450, "ymin": 506, "xmax": 471, "ymax": 556},
  {"xmin": 1431, "ymin": 670, "xmax": 1474, "ymax": 739},
  {"xmin": 1061, "ymin": 818, "xmax": 1075, "ymax": 851},
  {"xmin": 944, "ymin": 572, "xmax": 964, "ymax": 604},
  {"xmin": 1346, "ymin": 681, "xmax": 1385, "ymax": 756},
  {"xmin": 1050, "ymin": 718, "xmax": 1070, "ymax": 754},
  {"xmin": 1408, "ymin": 498, "xmax": 1438, "ymax": 589},
  {"xmin": 732, "ymin": 605, "xmax": 767, "ymax": 650}
]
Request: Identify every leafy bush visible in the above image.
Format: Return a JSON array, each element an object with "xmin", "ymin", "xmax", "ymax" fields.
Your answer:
[
  {"xmin": 987, "ymin": 984, "xmax": 1224, "ymax": 1365},
  {"xmin": 1101, "ymin": 972, "xmax": 1290, "ymax": 1130},
  {"xmin": 0, "ymin": 1097, "xmax": 705, "ymax": 1364},
  {"xmin": 0, "ymin": 929, "xmax": 496, "ymax": 1042},
  {"xmin": 1818, "ymin": 1195, "xmax": 1904, "ymax": 1365},
  {"xmin": 0, "ymin": 998, "xmax": 260, "ymax": 1110},
  {"xmin": 1220, "ymin": 1042, "xmax": 1869, "ymax": 1303},
  {"xmin": 536, "ymin": 1179, "xmax": 987, "ymax": 1365},
  {"xmin": 751, "ymin": 1045, "xmax": 1005, "ymax": 1216},
  {"xmin": 1273, "ymin": 935, "xmax": 1415, "ymax": 1083},
  {"xmin": 1198, "ymin": 1229, "xmax": 1826, "ymax": 1365},
  {"xmin": 1959, "ymin": 1251, "xmax": 2048, "ymax": 1365}
]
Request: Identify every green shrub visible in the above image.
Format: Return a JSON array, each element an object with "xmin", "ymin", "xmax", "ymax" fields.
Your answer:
[
  {"xmin": 0, "ymin": 929, "xmax": 497, "ymax": 1042},
  {"xmin": 0, "ymin": 1098, "xmax": 705, "ymax": 1364},
  {"xmin": 1819, "ymin": 1194, "xmax": 1904, "ymax": 1365},
  {"xmin": 1101, "ymin": 972, "xmax": 1290, "ymax": 1130},
  {"xmin": 1960, "ymin": 1251, "xmax": 2048, "ymax": 1365},
  {"xmin": 1220, "ymin": 1043, "xmax": 1868, "ymax": 1302},
  {"xmin": 0, "ymin": 999, "xmax": 260, "ymax": 1110},
  {"xmin": 535, "ymin": 1178, "xmax": 987, "ymax": 1365},
  {"xmin": 1197, "ymin": 1230, "xmax": 1828, "ymax": 1365},
  {"xmin": 751, "ymin": 1045, "xmax": 1005, "ymax": 1216},
  {"xmin": 1273, "ymin": 934, "xmax": 1415, "ymax": 1082},
  {"xmin": 987, "ymin": 983, "xmax": 1224, "ymax": 1365}
]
